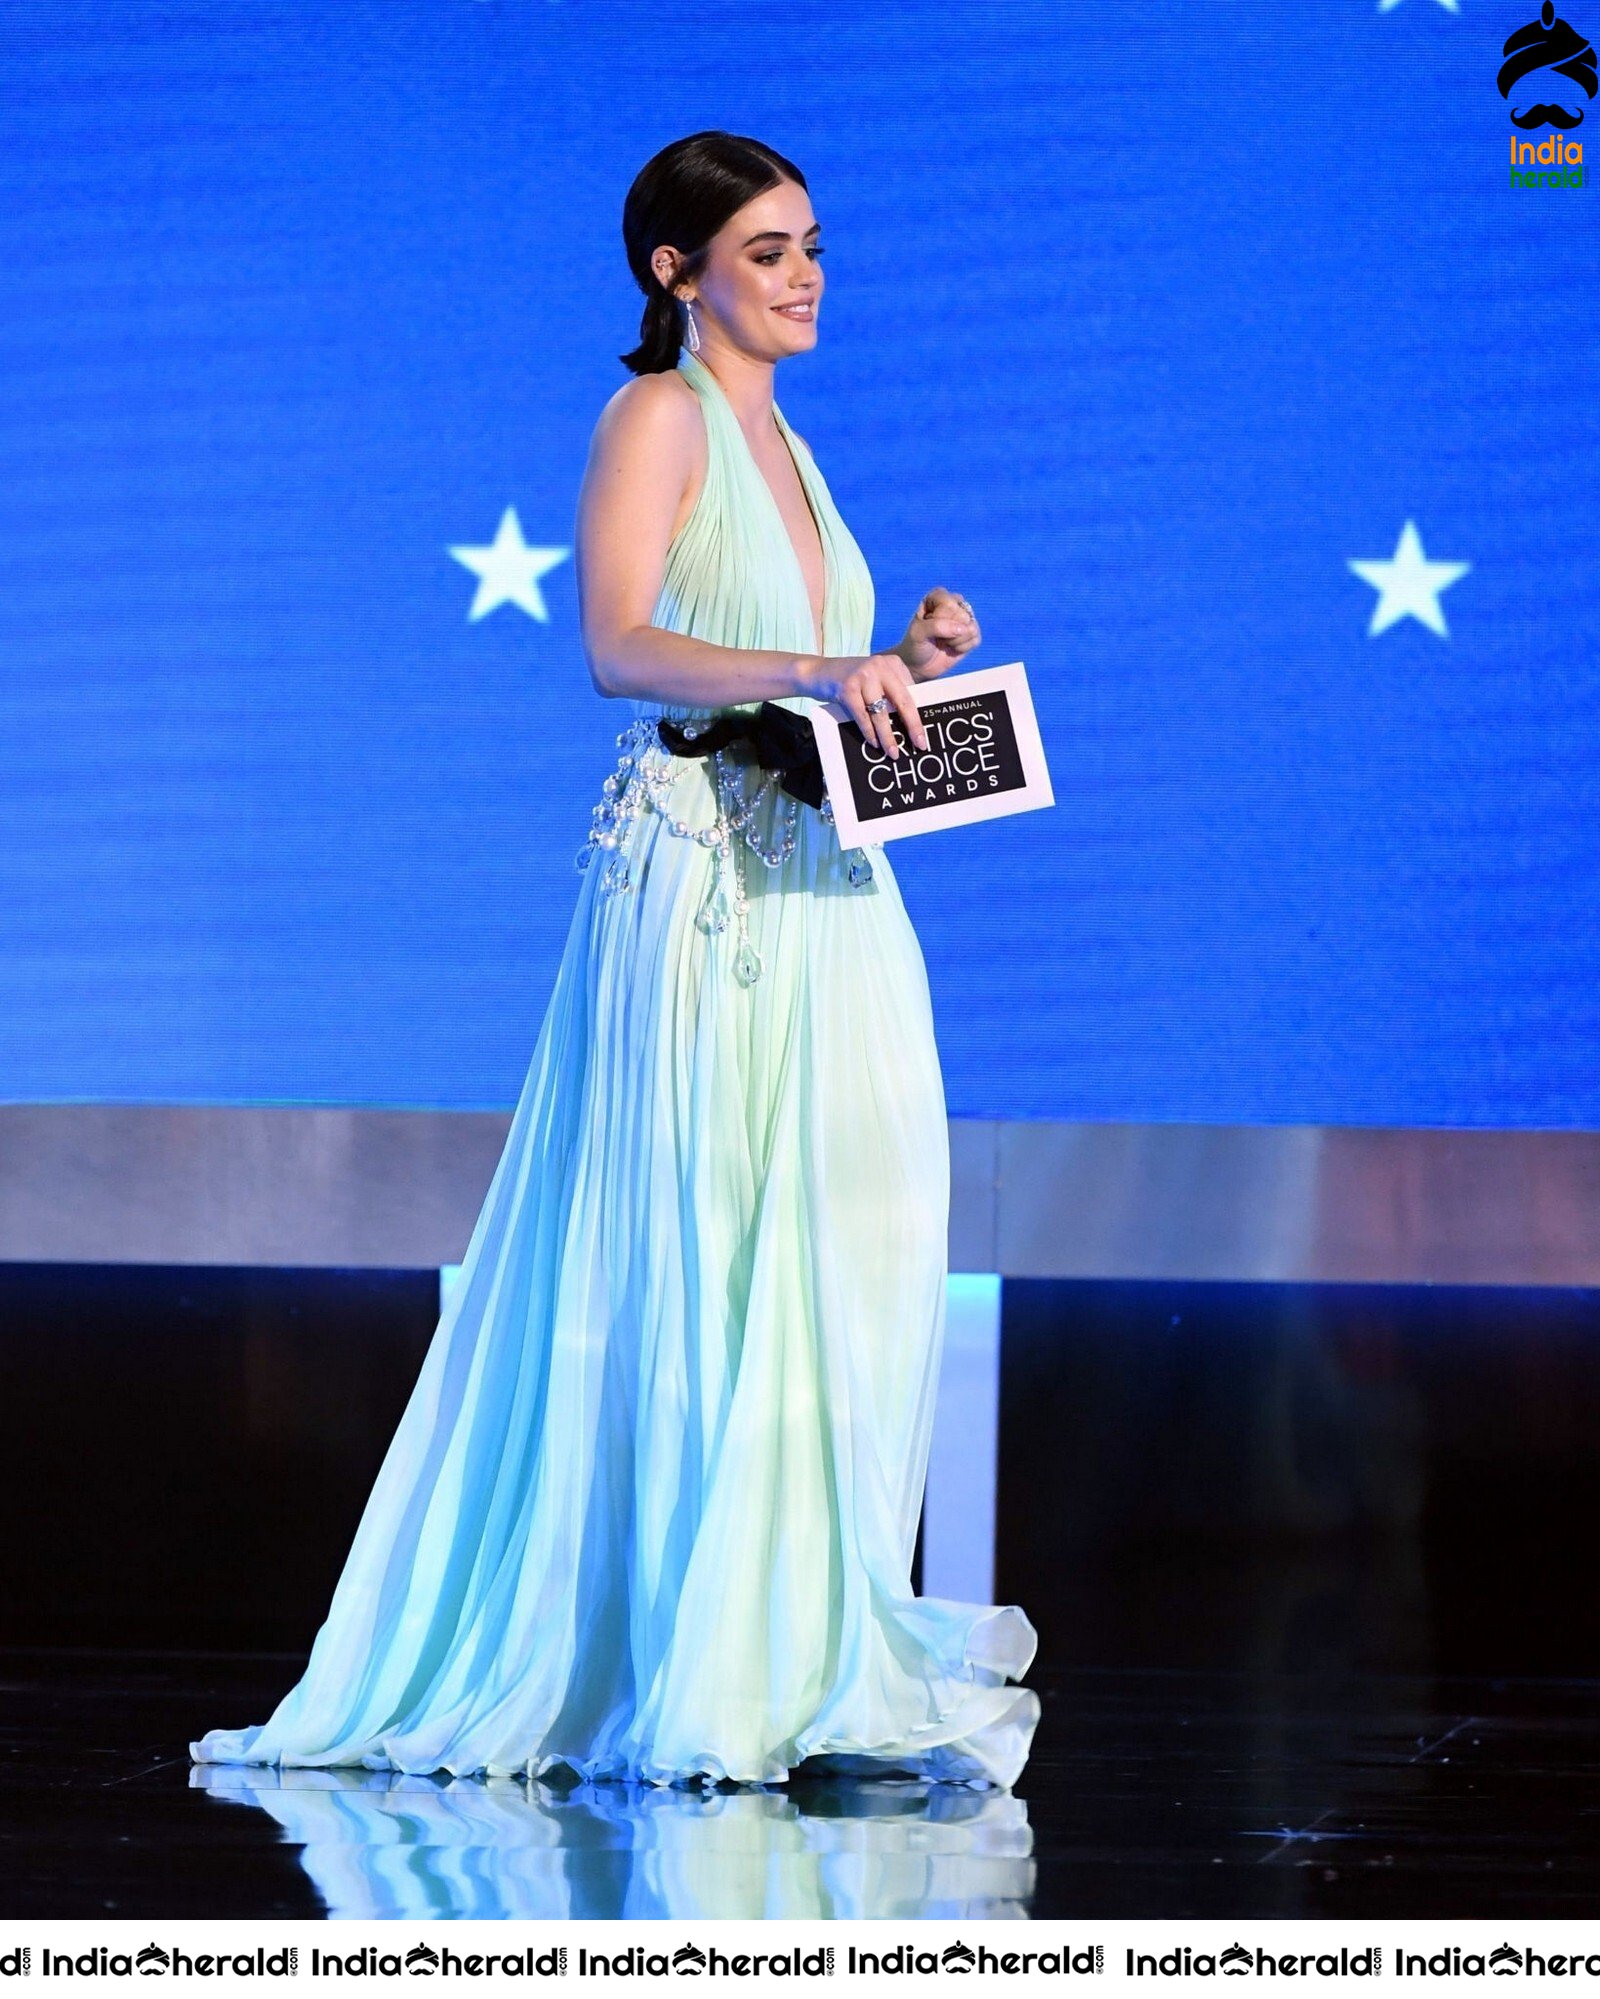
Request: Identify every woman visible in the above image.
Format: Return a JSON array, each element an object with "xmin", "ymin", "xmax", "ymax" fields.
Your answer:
[{"xmin": 190, "ymin": 130, "xmax": 1041, "ymax": 1791}]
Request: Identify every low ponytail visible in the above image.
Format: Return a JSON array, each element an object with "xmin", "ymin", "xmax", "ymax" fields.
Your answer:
[
  {"xmin": 618, "ymin": 130, "xmax": 808, "ymax": 377},
  {"xmin": 620, "ymin": 272, "xmax": 699, "ymax": 377}
]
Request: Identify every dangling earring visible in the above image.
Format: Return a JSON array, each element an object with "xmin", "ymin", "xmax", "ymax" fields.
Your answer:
[{"xmin": 682, "ymin": 297, "xmax": 701, "ymax": 355}]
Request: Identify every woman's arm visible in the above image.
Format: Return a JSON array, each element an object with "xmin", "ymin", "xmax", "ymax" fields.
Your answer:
[{"xmin": 576, "ymin": 375, "xmax": 829, "ymax": 707}]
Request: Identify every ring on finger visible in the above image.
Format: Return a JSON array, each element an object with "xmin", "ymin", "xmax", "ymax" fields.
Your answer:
[{"xmin": 866, "ymin": 695, "xmax": 891, "ymax": 714}]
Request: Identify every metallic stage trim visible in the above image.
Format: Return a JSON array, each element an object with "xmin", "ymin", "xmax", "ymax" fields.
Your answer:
[{"xmin": 0, "ymin": 1106, "xmax": 1596, "ymax": 1285}]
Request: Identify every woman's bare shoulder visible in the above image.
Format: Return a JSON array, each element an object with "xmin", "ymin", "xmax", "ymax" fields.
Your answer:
[
  {"xmin": 592, "ymin": 367, "xmax": 702, "ymax": 455},
  {"xmin": 584, "ymin": 371, "xmax": 706, "ymax": 542}
]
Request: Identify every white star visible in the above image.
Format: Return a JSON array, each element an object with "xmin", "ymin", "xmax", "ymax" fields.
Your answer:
[
  {"xmin": 449, "ymin": 507, "xmax": 568, "ymax": 622},
  {"xmin": 1377, "ymin": 0, "xmax": 1459, "ymax": 13},
  {"xmin": 1348, "ymin": 520, "xmax": 1471, "ymax": 637}
]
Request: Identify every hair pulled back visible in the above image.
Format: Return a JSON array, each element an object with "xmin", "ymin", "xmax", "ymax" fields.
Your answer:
[{"xmin": 619, "ymin": 130, "xmax": 808, "ymax": 376}]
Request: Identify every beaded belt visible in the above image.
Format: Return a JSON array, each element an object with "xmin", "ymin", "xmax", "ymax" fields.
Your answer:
[
  {"xmin": 575, "ymin": 711, "xmax": 876, "ymax": 987},
  {"xmin": 657, "ymin": 701, "xmax": 826, "ymax": 809}
]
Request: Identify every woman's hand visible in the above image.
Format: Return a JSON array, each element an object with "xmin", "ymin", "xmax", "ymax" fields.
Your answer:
[
  {"xmin": 812, "ymin": 651, "xmax": 929, "ymax": 759},
  {"xmin": 893, "ymin": 587, "xmax": 981, "ymax": 681}
]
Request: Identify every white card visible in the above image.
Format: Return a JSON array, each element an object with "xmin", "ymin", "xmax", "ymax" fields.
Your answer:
[{"xmin": 808, "ymin": 659, "xmax": 1054, "ymax": 848}]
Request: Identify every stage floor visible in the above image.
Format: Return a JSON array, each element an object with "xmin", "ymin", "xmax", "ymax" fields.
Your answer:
[{"xmin": 4, "ymin": 1647, "xmax": 1599, "ymax": 1921}]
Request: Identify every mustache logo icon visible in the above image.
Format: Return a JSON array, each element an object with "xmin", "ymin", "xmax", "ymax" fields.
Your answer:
[{"xmin": 1498, "ymin": 2, "xmax": 1598, "ymax": 128}]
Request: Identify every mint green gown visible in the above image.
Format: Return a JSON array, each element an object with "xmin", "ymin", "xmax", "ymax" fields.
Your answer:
[{"xmin": 189, "ymin": 349, "xmax": 1041, "ymax": 1790}]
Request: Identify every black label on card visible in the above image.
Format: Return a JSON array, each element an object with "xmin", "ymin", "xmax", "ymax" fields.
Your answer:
[{"xmin": 840, "ymin": 688, "xmax": 1028, "ymax": 823}]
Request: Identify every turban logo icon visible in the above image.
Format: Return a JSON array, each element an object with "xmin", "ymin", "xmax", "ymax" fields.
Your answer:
[{"xmin": 1498, "ymin": 2, "xmax": 1598, "ymax": 128}]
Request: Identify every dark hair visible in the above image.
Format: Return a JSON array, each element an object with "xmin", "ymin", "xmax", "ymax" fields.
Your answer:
[{"xmin": 619, "ymin": 130, "xmax": 808, "ymax": 376}]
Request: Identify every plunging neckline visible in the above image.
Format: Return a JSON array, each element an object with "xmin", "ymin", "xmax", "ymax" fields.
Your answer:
[
  {"xmin": 684, "ymin": 353, "xmax": 831, "ymax": 656},
  {"xmin": 770, "ymin": 408, "xmax": 830, "ymax": 656}
]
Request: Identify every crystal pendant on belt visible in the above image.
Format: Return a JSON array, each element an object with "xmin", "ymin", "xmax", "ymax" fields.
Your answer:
[
  {"xmin": 848, "ymin": 852, "xmax": 875, "ymax": 887},
  {"xmin": 733, "ymin": 936, "xmax": 765, "ymax": 985},
  {"xmin": 696, "ymin": 850, "xmax": 732, "ymax": 934}
]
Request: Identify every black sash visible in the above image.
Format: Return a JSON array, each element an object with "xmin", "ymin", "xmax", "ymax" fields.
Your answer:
[{"xmin": 656, "ymin": 702, "xmax": 826, "ymax": 811}]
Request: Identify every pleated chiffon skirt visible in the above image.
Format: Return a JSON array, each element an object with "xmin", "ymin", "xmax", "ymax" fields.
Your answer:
[{"xmin": 191, "ymin": 759, "xmax": 1038, "ymax": 1788}]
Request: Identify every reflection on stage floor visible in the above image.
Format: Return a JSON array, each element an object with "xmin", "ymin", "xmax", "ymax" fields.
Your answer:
[
  {"xmin": 7, "ymin": 1647, "xmax": 1600, "ymax": 1921},
  {"xmin": 189, "ymin": 1759, "xmax": 1034, "ymax": 1922}
]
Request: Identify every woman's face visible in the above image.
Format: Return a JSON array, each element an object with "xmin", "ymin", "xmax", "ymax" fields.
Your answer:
[{"xmin": 661, "ymin": 178, "xmax": 824, "ymax": 361}]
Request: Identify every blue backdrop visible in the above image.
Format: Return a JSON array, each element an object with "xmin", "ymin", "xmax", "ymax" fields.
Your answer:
[{"xmin": 1, "ymin": 1, "xmax": 1594, "ymax": 1124}]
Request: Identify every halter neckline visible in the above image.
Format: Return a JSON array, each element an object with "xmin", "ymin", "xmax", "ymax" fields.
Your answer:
[{"xmin": 679, "ymin": 351, "xmax": 831, "ymax": 655}]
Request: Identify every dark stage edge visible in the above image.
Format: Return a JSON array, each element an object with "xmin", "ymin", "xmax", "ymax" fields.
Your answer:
[{"xmin": 3, "ymin": 1648, "xmax": 1599, "ymax": 1921}]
